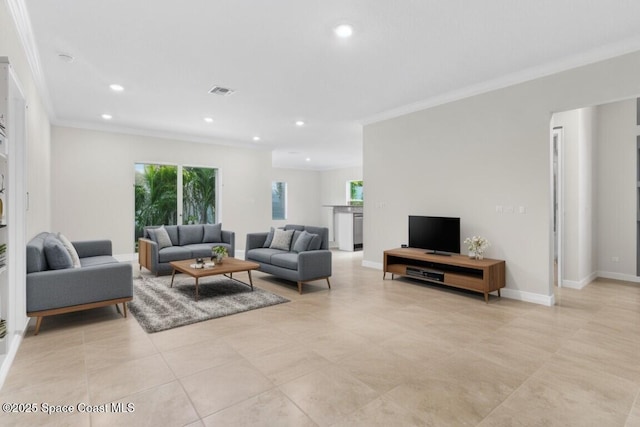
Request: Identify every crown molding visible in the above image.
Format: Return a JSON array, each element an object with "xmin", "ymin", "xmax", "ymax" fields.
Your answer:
[
  {"xmin": 6, "ymin": 0, "xmax": 55, "ymax": 118},
  {"xmin": 361, "ymin": 35, "xmax": 640, "ymax": 126},
  {"xmin": 51, "ymin": 118, "xmax": 269, "ymax": 152}
]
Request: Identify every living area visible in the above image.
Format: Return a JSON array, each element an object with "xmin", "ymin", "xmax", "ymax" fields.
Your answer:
[{"xmin": 3, "ymin": 1, "xmax": 640, "ymax": 425}]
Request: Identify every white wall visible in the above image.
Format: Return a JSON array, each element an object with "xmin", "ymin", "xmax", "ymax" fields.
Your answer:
[
  {"xmin": 596, "ymin": 99, "xmax": 637, "ymax": 280},
  {"xmin": 320, "ymin": 166, "xmax": 363, "ymax": 206},
  {"xmin": 50, "ymin": 126, "xmax": 273, "ymax": 254},
  {"xmin": 364, "ymin": 51, "xmax": 640, "ymax": 305},
  {"xmin": 270, "ymin": 168, "xmax": 322, "ymax": 228}
]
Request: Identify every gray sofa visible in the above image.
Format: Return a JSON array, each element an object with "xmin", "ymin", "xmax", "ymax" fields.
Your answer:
[
  {"xmin": 245, "ymin": 224, "xmax": 332, "ymax": 294},
  {"xmin": 26, "ymin": 232, "xmax": 133, "ymax": 335},
  {"xmin": 138, "ymin": 224, "xmax": 235, "ymax": 275}
]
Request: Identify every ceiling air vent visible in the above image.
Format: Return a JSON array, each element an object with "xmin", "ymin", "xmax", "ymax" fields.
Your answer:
[{"xmin": 208, "ymin": 86, "xmax": 235, "ymax": 96}]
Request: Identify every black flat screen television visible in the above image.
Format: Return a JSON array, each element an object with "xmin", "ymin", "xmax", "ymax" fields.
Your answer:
[{"xmin": 408, "ymin": 215, "xmax": 460, "ymax": 255}]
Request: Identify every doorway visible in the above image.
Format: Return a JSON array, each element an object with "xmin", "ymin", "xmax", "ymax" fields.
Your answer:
[{"xmin": 552, "ymin": 127, "xmax": 564, "ymax": 288}]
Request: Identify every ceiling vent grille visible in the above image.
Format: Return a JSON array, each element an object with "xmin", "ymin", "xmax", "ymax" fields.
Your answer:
[{"xmin": 208, "ymin": 86, "xmax": 235, "ymax": 96}]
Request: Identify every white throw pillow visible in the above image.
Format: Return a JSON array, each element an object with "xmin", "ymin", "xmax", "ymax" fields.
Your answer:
[
  {"xmin": 155, "ymin": 226, "xmax": 173, "ymax": 250},
  {"xmin": 57, "ymin": 232, "xmax": 81, "ymax": 268},
  {"xmin": 269, "ymin": 229, "xmax": 294, "ymax": 251}
]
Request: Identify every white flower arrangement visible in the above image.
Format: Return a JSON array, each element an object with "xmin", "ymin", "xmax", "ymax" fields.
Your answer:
[{"xmin": 464, "ymin": 236, "xmax": 490, "ymax": 258}]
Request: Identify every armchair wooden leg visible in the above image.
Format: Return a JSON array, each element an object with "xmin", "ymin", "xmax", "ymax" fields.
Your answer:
[
  {"xmin": 34, "ymin": 317, "xmax": 43, "ymax": 336},
  {"xmin": 297, "ymin": 282, "xmax": 303, "ymax": 294},
  {"xmin": 326, "ymin": 278, "xmax": 331, "ymax": 289}
]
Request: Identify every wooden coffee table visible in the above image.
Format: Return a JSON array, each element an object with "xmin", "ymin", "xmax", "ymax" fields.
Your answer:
[{"xmin": 169, "ymin": 257, "xmax": 260, "ymax": 301}]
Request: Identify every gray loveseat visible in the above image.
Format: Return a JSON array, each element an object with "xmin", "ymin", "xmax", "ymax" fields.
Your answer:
[
  {"xmin": 26, "ymin": 232, "xmax": 133, "ymax": 335},
  {"xmin": 245, "ymin": 224, "xmax": 332, "ymax": 294},
  {"xmin": 138, "ymin": 224, "xmax": 235, "ymax": 275}
]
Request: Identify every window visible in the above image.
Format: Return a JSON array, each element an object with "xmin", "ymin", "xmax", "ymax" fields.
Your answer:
[
  {"xmin": 134, "ymin": 163, "xmax": 217, "ymax": 250},
  {"xmin": 272, "ymin": 181, "xmax": 287, "ymax": 220},
  {"xmin": 134, "ymin": 164, "xmax": 178, "ymax": 238},
  {"xmin": 348, "ymin": 180, "xmax": 363, "ymax": 206},
  {"xmin": 183, "ymin": 167, "xmax": 216, "ymax": 224}
]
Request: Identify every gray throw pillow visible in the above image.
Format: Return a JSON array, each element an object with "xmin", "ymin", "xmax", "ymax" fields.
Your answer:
[
  {"xmin": 179, "ymin": 224, "xmax": 204, "ymax": 246},
  {"xmin": 155, "ymin": 226, "xmax": 173, "ymax": 250},
  {"xmin": 203, "ymin": 223, "xmax": 222, "ymax": 243},
  {"xmin": 292, "ymin": 230, "xmax": 315, "ymax": 253},
  {"xmin": 57, "ymin": 232, "xmax": 81, "ymax": 268},
  {"xmin": 44, "ymin": 235, "xmax": 73, "ymax": 270},
  {"xmin": 290, "ymin": 230, "xmax": 302, "ymax": 250},
  {"xmin": 263, "ymin": 227, "xmax": 276, "ymax": 248},
  {"xmin": 269, "ymin": 229, "xmax": 294, "ymax": 251},
  {"xmin": 307, "ymin": 233, "xmax": 322, "ymax": 250}
]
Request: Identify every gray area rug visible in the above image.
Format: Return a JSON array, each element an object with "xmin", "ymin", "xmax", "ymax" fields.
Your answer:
[{"xmin": 128, "ymin": 275, "xmax": 289, "ymax": 333}]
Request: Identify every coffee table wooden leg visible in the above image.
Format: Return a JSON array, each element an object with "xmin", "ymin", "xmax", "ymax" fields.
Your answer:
[
  {"xmin": 248, "ymin": 271, "xmax": 254, "ymax": 291},
  {"xmin": 195, "ymin": 277, "xmax": 199, "ymax": 301},
  {"xmin": 170, "ymin": 269, "xmax": 176, "ymax": 287}
]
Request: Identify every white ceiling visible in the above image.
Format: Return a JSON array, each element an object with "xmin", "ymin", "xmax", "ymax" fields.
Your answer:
[{"xmin": 17, "ymin": 0, "xmax": 640, "ymax": 169}]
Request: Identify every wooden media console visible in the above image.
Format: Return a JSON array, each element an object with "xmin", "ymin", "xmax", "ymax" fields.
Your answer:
[{"xmin": 383, "ymin": 248, "xmax": 505, "ymax": 303}]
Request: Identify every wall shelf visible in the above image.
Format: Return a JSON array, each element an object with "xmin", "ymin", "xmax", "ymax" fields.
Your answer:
[{"xmin": 0, "ymin": 57, "xmax": 28, "ymax": 389}]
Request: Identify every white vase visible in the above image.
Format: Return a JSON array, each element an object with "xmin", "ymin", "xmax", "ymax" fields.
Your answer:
[{"xmin": 468, "ymin": 250, "xmax": 476, "ymax": 259}]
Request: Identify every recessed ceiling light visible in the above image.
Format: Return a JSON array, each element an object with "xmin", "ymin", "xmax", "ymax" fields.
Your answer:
[
  {"xmin": 204, "ymin": 117, "xmax": 214, "ymax": 123},
  {"xmin": 295, "ymin": 120, "xmax": 305, "ymax": 127},
  {"xmin": 253, "ymin": 136, "xmax": 260, "ymax": 141},
  {"xmin": 334, "ymin": 24, "xmax": 353, "ymax": 38},
  {"xmin": 305, "ymin": 158, "xmax": 311, "ymax": 162},
  {"xmin": 101, "ymin": 114, "xmax": 112, "ymax": 120},
  {"xmin": 109, "ymin": 84, "xmax": 124, "ymax": 92}
]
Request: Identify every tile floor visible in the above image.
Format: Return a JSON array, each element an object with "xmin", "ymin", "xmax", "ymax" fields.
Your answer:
[{"xmin": 1, "ymin": 251, "xmax": 639, "ymax": 426}]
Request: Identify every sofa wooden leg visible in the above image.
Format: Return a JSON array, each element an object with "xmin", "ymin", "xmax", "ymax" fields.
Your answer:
[
  {"xmin": 297, "ymin": 282, "xmax": 303, "ymax": 294},
  {"xmin": 34, "ymin": 317, "xmax": 43, "ymax": 336},
  {"xmin": 326, "ymin": 278, "xmax": 331, "ymax": 289},
  {"xmin": 115, "ymin": 302, "xmax": 128, "ymax": 318}
]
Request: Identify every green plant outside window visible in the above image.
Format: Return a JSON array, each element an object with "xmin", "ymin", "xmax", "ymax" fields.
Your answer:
[{"xmin": 349, "ymin": 180, "xmax": 363, "ymax": 206}]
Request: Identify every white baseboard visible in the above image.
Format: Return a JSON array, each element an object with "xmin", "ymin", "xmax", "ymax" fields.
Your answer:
[
  {"xmin": 596, "ymin": 270, "xmax": 640, "ymax": 283},
  {"xmin": 500, "ymin": 288, "xmax": 555, "ymax": 306},
  {"xmin": 561, "ymin": 272, "xmax": 598, "ymax": 290}
]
